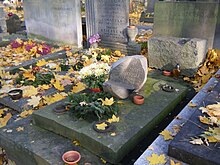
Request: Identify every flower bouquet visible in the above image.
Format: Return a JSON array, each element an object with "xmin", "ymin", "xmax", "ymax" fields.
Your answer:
[{"xmin": 89, "ymin": 34, "xmax": 101, "ymax": 49}]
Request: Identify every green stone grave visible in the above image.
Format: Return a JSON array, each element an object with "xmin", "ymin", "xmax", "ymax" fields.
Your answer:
[{"xmin": 33, "ymin": 71, "xmax": 189, "ymax": 164}]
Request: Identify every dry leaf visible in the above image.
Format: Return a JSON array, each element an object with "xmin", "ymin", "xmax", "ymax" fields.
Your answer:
[
  {"xmin": 110, "ymin": 132, "xmax": 116, "ymax": 136},
  {"xmin": 20, "ymin": 110, "xmax": 33, "ymax": 118},
  {"xmin": 107, "ymin": 115, "xmax": 119, "ymax": 123},
  {"xmin": 96, "ymin": 122, "xmax": 107, "ymax": 130},
  {"xmin": 99, "ymin": 97, "xmax": 114, "ymax": 106},
  {"xmin": 36, "ymin": 59, "xmax": 48, "ymax": 67},
  {"xmin": 22, "ymin": 86, "xmax": 38, "ymax": 97},
  {"xmin": 170, "ymin": 159, "xmax": 182, "ymax": 165},
  {"xmin": 72, "ymin": 140, "xmax": 80, "ymax": 146},
  {"xmin": 71, "ymin": 82, "xmax": 86, "ymax": 93},
  {"xmin": 146, "ymin": 153, "xmax": 166, "ymax": 165},
  {"xmin": 52, "ymin": 79, "xmax": 64, "ymax": 91},
  {"xmin": 27, "ymin": 96, "xmax": 41, "ymax": 107},
  {"xmin": 0, "ymin": 113, "xmax": 12, "ymax": 128},
  {"xmin": 188, "ymin": 102, "xmax": 197, "ymax": 108},
  {"xmin": 16, "ymin": 127, "xmax": 24, "ymax": 132},
  {"xmin": 160, "ymin": 130, "xmax": 174, "ymax": 140},
  {"xmin": 190, "ymin": 138, "xmax": 203, "ymax": 145}
]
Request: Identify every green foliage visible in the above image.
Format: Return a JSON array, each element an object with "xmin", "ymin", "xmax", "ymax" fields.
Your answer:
[
  {"xmin": 68, "ymin": 92, "xmax": 118, "ymax": 120},
  {"xmin": 82, "ymin": 74, "xmax": 107, "ymax": 89},
  {"xmin": 16, "ymin": 72, "xmax": 54, "ymax": 87}
]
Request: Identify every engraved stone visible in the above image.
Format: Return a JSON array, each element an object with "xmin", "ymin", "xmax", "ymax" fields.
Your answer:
[
  {"xmin": 23, "ymin": 0, "xmax": 82, "ymax": 47},
  {"xmin": 103, "ymin": 55, "xmax": 148, "ymax": 99}
]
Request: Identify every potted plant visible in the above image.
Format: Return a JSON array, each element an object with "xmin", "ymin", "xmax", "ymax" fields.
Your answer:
[
  {"xmin": 62, "ymin": 151, "xmax": 81, "ymax": 165},
  {"xmin": 79, "ymin": 62, "xmax": 110, "ymax": 91},
  {"xmin": 89, "ymin": 34, "xmax": 101, "ymax": 49}
]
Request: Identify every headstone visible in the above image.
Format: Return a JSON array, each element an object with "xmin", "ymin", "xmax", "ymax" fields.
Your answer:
[
  {"xmin": 103, "ymin": 55, "xmax": 148, "ymax": 99},
  {"xmin": 6, "ymin": 14, "xmax": 21, "ymax": 34},
  {"xmin": 153, "ymin": 2, "xmax": 219, "ymax": 48},
  {"xmin": 85, "ymin": 0, "xmax": 141, "ymax": 55},
  {"xmin": 148, "ymin": 36, "xmax": 207, "ymax": 76},
  {"xmin": 23, "ymin": 0, "xmax": 82, "ymax": 48},
  {"xmin": 0, "ymin": 7, "xmax": 7, "ymax": 35}
]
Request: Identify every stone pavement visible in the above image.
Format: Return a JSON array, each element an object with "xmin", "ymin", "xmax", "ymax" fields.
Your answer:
[{"xmin": 135, "ymin": 69, "xmax": 220, "ymax": 165}]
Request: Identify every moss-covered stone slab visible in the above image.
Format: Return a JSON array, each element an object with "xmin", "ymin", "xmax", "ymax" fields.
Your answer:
[
  {"xmin": 0, "ymin": 117, "xmax": 106, "ymax": 165},
  {"xmin": 33, "ymin": 71, "xmax": 189, "ymax": 164}
]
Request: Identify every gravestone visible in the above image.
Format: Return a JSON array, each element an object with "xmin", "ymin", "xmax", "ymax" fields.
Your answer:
[
  {"xmin": 103, "ymin": 55, "xmax": 148, "ymax": 99},
  {"xmin": 148, "ymin": 36, "xmax": 207, "ymax": 76},
  {"xmin": 85, "ymin": 0, "xmax": 141, "ymax": 55},
  {"xmin": 0, "ymin": 6, "xmax": 7, "ymax": 36},
  {"xmin": 153, "ymin": 1, "xmax": 219, "ymax": 48},
  {"xmin": 23, "ymin": 0, "xmax": 82, "ymax": 48}
]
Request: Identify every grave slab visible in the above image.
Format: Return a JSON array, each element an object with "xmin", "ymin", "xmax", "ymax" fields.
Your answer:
[
  {"xmin": 135, "ymin": 70, "xmax": 220, "ymax": 165},
  {"xmin": 168, "ymin": 80, "xmax": 220, "ymax": 165},
  {"xmin": 33, "ymin": 71, "xmax": 189, "ymax": 164},
  {"xmin": 0, "ymin": 117, "xmax": 105, "ymax": 165}
]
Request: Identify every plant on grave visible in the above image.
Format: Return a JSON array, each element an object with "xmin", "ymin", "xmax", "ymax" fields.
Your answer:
[
  {"xmin": 16, "ymin": 68, "xmax": 54, "ymax": 87},
  {"xmin": 89, "ymin": 34, "xmax": 101, "ymax": 45},
  {"xmin": 79, "ymin": 62, "xmax": 110, "ymax": 89},
  {"xmin": 68, "ymin": 91, "xmax": 118, "ymax": 120}
]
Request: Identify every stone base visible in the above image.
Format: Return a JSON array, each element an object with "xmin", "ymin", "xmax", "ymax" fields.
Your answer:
[
  {"xmin": 99, "ymin": 41, "xmax": 141, "ymax": 55},
  {"xmin": 33, "ymin": 71, "xmax": 189, "ymax": 164},
  {"xmin": 0, "ymin": 117, "xmax": 104, "ymax": 165},
  {"xmin": 168, "ymin": 80, "xmax": 220, "ymax": 165},
  {"xmin": 148, "ymin": 36, "xmax": 207, "ymax": 77}
]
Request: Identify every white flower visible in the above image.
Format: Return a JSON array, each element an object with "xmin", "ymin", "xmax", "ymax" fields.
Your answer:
[{"xmin": 79, "ymin": 101, "xmax": 88, "ymax": 106}]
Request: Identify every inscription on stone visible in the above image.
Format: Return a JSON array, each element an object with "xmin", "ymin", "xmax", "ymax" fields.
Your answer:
[{"xmin": 93, "ymin": 0, "xmax": 129, "ymax": 43}]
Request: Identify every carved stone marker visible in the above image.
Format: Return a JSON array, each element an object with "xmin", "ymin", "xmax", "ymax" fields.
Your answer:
[
  {"xmin": 0, "ymin": 7, "xmax": 7, "ymax": 35},
  {"xmin": 103, "ymin": 55, "xmax": 148, "ymax": 99},
  {"xmin": 85, "ymin": 0, "xmax": 140, "ymax": 55},
  {"xmin": 23, "ymin": 0, "xmax": 82, "ymax": 47}
]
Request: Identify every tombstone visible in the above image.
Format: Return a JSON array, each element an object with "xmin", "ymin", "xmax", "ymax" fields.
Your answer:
[
  {"xmin": 23, "ymin": 0, "xmax": 82, "ymax": 48},
  {"xmin": 103, "ymin": 55, "xmax": 148, "ymax": 99},
  {"xmin": 85, "ymin": 0, "xmax": 141, "ymax": 55},
  {"xmin": 6, "ymin": 13, "xmax": 21, "ymax": 34},
  {"xmin": 153, "ymin": 1, "xmax": 219, "ymax": 48},
  {"xmin": 148, "ymin": 36, "xmax": 207, "ymax": 76},
  {"xmin": 0, "ymin": 6, "xmax": 7, "ymax": 35}
]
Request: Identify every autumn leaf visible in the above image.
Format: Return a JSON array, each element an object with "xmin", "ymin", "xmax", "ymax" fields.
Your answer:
[
  {"xmin": 71, "ymin": 82, "xmax": 86, "ymax": 93},
  {"xmin": 199, "ymin": 116, "xmax": 211, "ymax": 125},
  {"xmin": 170, "ymin": 159, "xmax": 182, "ymax": 165},
  {"xmin": 190, "ymin": 138, "xmax": 203, "ymax": 145},
  {"xmin": 96, "ymin": 122, "xmax": 108, "ymax": 130},
  {"xmin": 27, "ymin": 96, "xmax": 41, "ymax": 107},
  {"xmin": 52, "ymin": 79, "xmax": 64, "ymax": 91},
  {"xmin": 110, "ymin": 132, "xmax": 116, "ymax": 136},
  {"xmin": 36, "ymin": 59, "xmax": 48, "ymax": 67},
  {"xmin": 146, "ymin": 153, "xmax": 166, "ymax": 165},
  {"xmin": 16, "ymin": 127, "xmax": 24, "ymax": 132},
  {"xmin": 0, "ymin": 113, "xmax": 12, "ymax": 128},
  {"xmin": 188, "ymin": 101, "xmax": 197, "ymax": 108},
  {"xmin": 22, "ymin": 86, "xmax": 38, "ymax": 97},
  {"xmin": 72, "ymin": 140, "xmax": 80, "ymax": 146},
  {"xmin": 107, "ymin": 115, "xmax": 119, "ymax": 123},
  {"xmin": 38, "ymin": 84, "xmax": 51, "ymax": 90},
  {"xmin": 160, "ymin": 130, "xmax": 174, "ymax": 140},
  {"xmin": 60, "ymin": 78, "xmax": 72, "ymax": 86},
  {"xmin": 23, "ymin": 71, "xmax": 35, "ymax": 81},
  {"xmin": 99, "ymin": 97, "xmax": 114, "ymax": 106},
  {"xmin": 20, "ymin": 110, "xmax": 33, "ymax": 118}
]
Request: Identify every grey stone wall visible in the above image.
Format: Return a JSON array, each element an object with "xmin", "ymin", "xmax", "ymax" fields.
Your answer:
[{"xmin": 0, "ymin": 7, "xmax": 7, "ymax": 33}]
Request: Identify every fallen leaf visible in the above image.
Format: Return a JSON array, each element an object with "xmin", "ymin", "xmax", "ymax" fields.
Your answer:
[
  {"xmin": 22, "ymin": 86, "xmax": 38, "ymax": 97},
  {"xmin": 0, "ymin": 113, "xmax": 12, "ymax": 128},
  {"xmin": 36, "ymin": 59, "xmax": 47, "ymax": 67},
  {"xmin": 23, "ymin": 71, "xmax": 35, "ymax": 81},
  {"xmin": 100, "ymin": 158, "xmax": 107, "ymax": 164},
  {"xmin": 107, "ymin": 115, "xmax": 119, "ymax": 123},
  {"xmin": 16, "ymin": 127, "xmax": 24, "ymax": 132},
  {"xmin": 71, "ymin": 82, "xmax": 86, "ymax": 93},
  {"xmin": 147, "ymin": 146, "xmax": 154, "ymax": 151},
  {"xmin": 110, "ymin": 132, "xmax": 116, "ymax": 136},
  {"xmin": 188, "ymin": 102, "xmax": 197, "ymax": 108},
  {"xmin": 72, "ymin": 140, "xmax": 80, "ymax": 146},
  {"xmin": 20, "ymin": 110, "xmax": 33, "ymax": 118},
  {"xmin": 190, "ymin": 138, "xmax": 203, "ymax": 145},
  {"xmin": 52, "ymin": 79, "xmax": 64, "ymax": 91},
  {"xmin": 96, "ymin": 122, "xmax": 107, "ymax": 130},
  {"xmin": 160, "ymin": 130, "xmax": 174, "ymax": 140},
  {"xmin": 199, "ymin": 116, "xmax": 211, "ymax": 125},
  {"xmin": 99, "ymin": 97, "xmax": 114, "ymax": 106},
  {"xmin": 146, "ymin": 153, "xmax": 166, "ymax": 165},
  {"xmin": 27, "ymin": 96, "xmax": 41, "ymax": 107},
  {"xmin": 170, "ymin": 159, "xmax": 182, "ymax": 165}
]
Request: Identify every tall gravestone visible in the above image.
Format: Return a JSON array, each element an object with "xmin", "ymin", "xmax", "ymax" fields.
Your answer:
[
  {"xmin": 23, "ymin": 0, "xmax": 82, "ymax": 48},
  {"xmin": 153, "ymin": 2, "xmax": 219, "ymax": 48},
  {"xmin": 0, "ymin": 6, "xmax": 7, "ymax": 35},
  {"xmin": 85, "ymin": 0, "xmax": 140, "ymax": 55}
]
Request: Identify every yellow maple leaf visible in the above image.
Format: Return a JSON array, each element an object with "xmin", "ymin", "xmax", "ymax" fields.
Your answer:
[
  {"xmin": 72, "ymin": 140, "xmax": 80, "ymax": 146},
  {"xmin": 107, "ymin": 115, "xmax": 120, "ymax": 123},
  {"xmin": 52, "ymin": 79, "xmax": 64, "ymax": 91},
  {"xmin": 15, "ymin": 38, "xmax": 23, "ymax": 44},
  {"xmin": 101, "ymin": 55, "xmax": 110, "ymax": 63},
  {"xmin": 16, "ymin": 127, "xmax": 24, "ymax": 132},
  {"xmin": 38, "ymin": 84, "xmax": 51, "ymax": 90},
  {"xmin": 36, "ymin": 59, "xmax": 48, "ymax": 67},
  {"xmin": 0, "ymin": 113, "xmax": 12, "ymax": 128},
  {"xmin": 27, "ymin": 96, "xmax": 41, "ymax": 107},
  {"xmin": 22, "ymin": 86, "xmax": 38, "ymax": 97},
  {"xmin": 170, "ymin": 159, "xmax": 182, "ymax": 165},
  {"xmin": 96, "ymin": 122, "xmax": 108, "ymax": 130},
  {"xmin": 160, "ymin": 130, "xmax": 174, "ymax": 140},
  {"xmin": 23, "ymin": 71, "xmax": 35, "ymax": 81},
  {"xmin": 199, "ymin": 116, "xmax": 211, "ymax": 125},
  {"xmin": 20, "ymin": 110, "xmax": 33, "ymax": 118},
  {"xmin": 71, "ymin": 82, "xmax": 86, "ymax": 93},
  {"xmin": 99, "ymin": 97, "xmax": 114, "ymax": 106},
  {"xmin": 146, "ymin": 153, "xmax": 166, "ymax": 165},
  {"xmin": 207, "ymin": 136, "xmax": 218, "ymax": 142}
]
